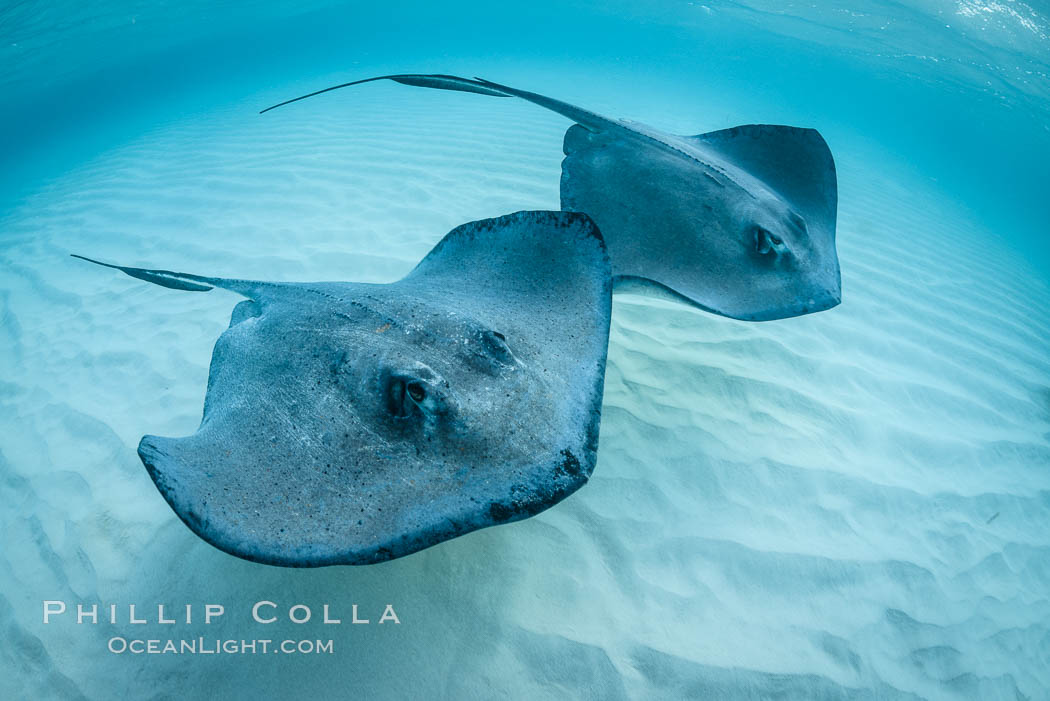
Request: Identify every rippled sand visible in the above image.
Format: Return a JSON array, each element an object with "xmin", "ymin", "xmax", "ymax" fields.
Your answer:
[{"xmin": 1, "ymin": 85, "xmax": 1048, "ymax": 700}]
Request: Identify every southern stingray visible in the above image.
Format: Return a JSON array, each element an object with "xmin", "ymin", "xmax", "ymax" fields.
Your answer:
[
  {"xmin": 74, "ymin": 211, "xmax": 612, "ymax": 566},
  {"xmin": 263, "ymin": 74, "xmax": 842, "ymax": 321}
]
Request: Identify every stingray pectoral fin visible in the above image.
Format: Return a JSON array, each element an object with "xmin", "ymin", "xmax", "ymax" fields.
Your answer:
[
  {"xmin": 401, "ymin": 210, "xmax": 612, "ymax": 321},
  {"xmin": 399, "ymin": 210, "xmax": 612, "ymax": 523},
  {"xmin": 71, "ymin": 254, "xmax": 266, "ymax": 298},
  {"xmin": 688, "ymin": 125, "xmax": 838, "ymax": 237}
]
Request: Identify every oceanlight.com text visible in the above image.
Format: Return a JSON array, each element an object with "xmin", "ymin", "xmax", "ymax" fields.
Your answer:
[{"xmin": 107, "ymin": 637, "xmax": 335, "ymax": 655}]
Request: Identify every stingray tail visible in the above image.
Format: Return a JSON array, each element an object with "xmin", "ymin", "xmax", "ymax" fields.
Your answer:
[
  {"xmin": 259, "ymin": 74, "xmax": 511, "ymax": 114},
  {"xmin": 259, "ymin": 73, "xmax": 620, "ymax": 133},
  {"xmin": 466, "ymin": 77, "xmax": 617, "ymax": 133},
  {"xmin": 71, "ymin": 254, "xmax": 262, "ymax": 297}
]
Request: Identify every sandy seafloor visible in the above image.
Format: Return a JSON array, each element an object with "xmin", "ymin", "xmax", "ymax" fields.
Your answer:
[{"xmin": 2, "ymin": 5, "xmax": 1050, "ymax": 699}]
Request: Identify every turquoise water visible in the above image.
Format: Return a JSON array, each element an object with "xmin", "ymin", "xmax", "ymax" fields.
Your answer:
[{"xmin": 2, "ymin": 2, "xmax": 1049, "ymax": 699}]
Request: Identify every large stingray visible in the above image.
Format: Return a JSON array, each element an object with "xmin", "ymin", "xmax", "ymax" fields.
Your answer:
[
  {"xmin": 74, "ymin": 211, "xmax": 612, "ymax": 566},
  {"xmin": 262, "ymin": 74, "xmax": 841, "ymax": 321}
]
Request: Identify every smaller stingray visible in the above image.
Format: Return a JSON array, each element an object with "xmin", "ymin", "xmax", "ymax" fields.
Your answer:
[
  {"xmin": 74, "ymin": 211, "xmax": 611, "ymax": 567},
  {"xmin": 263, "ymin": 74, "xmax": 841, "ymax": 321}
]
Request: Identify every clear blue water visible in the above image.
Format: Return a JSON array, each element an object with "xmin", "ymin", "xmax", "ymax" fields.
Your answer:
[{"xmin": 1, "ymin": 2, "xmax": 1048, "ymax": 699}]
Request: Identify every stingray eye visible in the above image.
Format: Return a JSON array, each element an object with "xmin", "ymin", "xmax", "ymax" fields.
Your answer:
[
  {"xmin": 406, "ymin": 382, "xmax": 426, "ymax": 404},
  {"xmin": 380, "ymin": 360, "xmax": 454, "ymax": 426},
  {"xmin": 469, "ymin": 329, "xmax": 517, "ymax": 374},
  {"xmin": 383, "ymin": 369, "xmax": 452, "ymax": 424},
  {"xmin": 754, "ymin": 227, "xmax": 786, "ymax": 257}
]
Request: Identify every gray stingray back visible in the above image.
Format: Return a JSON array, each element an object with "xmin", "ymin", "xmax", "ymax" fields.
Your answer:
[{"xmin": 77, "ymin": 211, "xmax": 612, "ymax": 566}]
